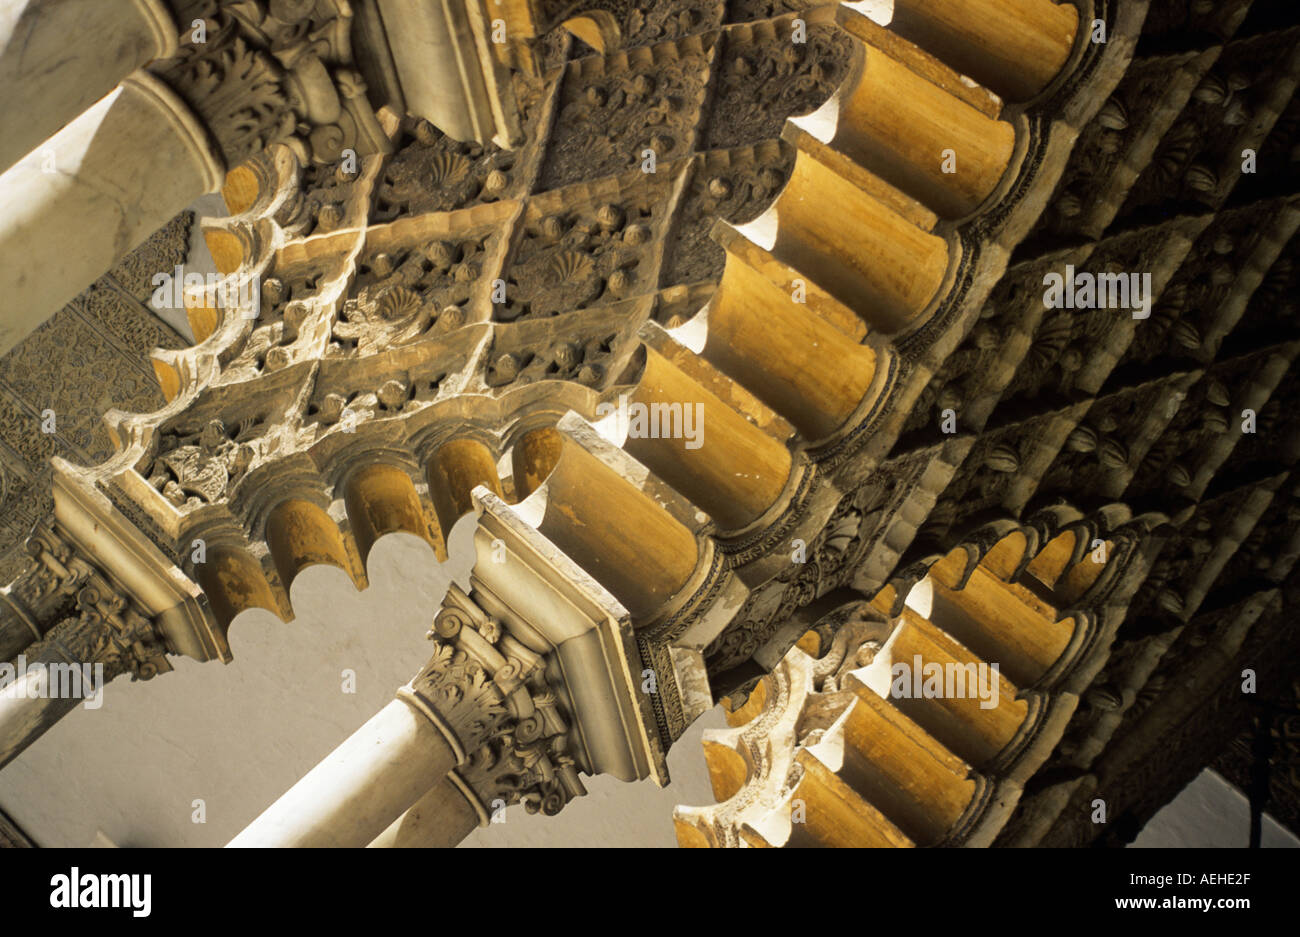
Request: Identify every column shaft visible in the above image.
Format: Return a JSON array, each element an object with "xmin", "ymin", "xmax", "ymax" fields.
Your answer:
[
  {"xmin": 367, "ymin": 776, "xmax": 482, "ymax": 848},
  {"xmin": 0, "ymin": 604, "xmax": 42, "ymax": 665},
  {"xmin": 227, "ymin": 699, "xmax": 459, "ymax": 848},
  {"xmin": 0, "ymin": 668, "xmax": 81, "ymax": 768},
  {"xmin": 0, "ymin": 618, "xmax": 121, "ymax": 769},
  {"xmin": 0, "ymin": 0, "xmax": 178, "ymax": 173},
  {"xmin": 0, "ymin": 70, "xmax": 222, "ymax": 356}
]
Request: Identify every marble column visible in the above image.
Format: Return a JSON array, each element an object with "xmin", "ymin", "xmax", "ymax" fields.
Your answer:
[
  {"xmin": 227, "ymin": 698, "xmax": 461, "ymax": 848},
  {"xmin": 374, "ymin": 0, "xmax": 520, "ymax": 146},
  {"xmin": 0, "ymin": 69, "xmax": 223, "ymax": 357},
  {"xmin": 0, "ymin": 0, "xmax": 179, "ymax": 174},
  {"xmin": 0, "ymin": 616, "xmax": 127, "ymax": 769},
  {"xmin": 367, "ymin": 775, "xmax": 482, "ymax": 848},
  {"xmin": 0, "ymin": 600, "xmax": 43, "ymax": 666}
]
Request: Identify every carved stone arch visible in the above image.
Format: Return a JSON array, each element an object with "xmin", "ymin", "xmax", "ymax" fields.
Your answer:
[
  {"xmin": 1025, "ymin": 502, "xmax": 1089, "ymax": 538},
  {"xmin": 219, "ymin": 145, "xmax": 296, "ymax": 219},
  {"xmin": 342, "ymin": 462, "xmax": 440, "ymax": 565},
  {"xmin": 929, "ymin": 541, "xmax": 983, "ymax": 592},
  {"xmin": 315, "ymin": 422, "xmax": 423, "ymax": 479},
  {"xmin": 1064, "ymin": 510, "xmax": 1174, "ymax": 610},
  {"xmin": 427, "ymin": 436, "xmax": 508, "ymax": 534},
  {"xmin": 234, "ymin": 451, "xmax": 338, "ymax": 539},
  {"xmin": 1025, "ymin": 528, "xmax": 1084, "ymax": 590},
  {"xmin": 17, "ymin": 0, "xmax": 1261, "ymax": 845},
  {"xmin": 795, "ymin": 589, "xmax": 896, "ymax": 671},
  {"xmin": 676, "ymin": 546, "xmax": 1088, "ymax": 846},
  {"xmin": 506, "ymin": 424, "xmax": 565, "ymax": 501},
  {"xmin": 980, "ymin": 527, "xmax": 1039, "ymax": 581},
  {"xmin": 202, "ymin": 215, "xmax": 265, "ymax": 278},
  {"xmin": 694, "ymin": 496, "xmax": 1165, "ymax": 849},
  {"xmin": 263, "ymin": 495, "xmax": 368, "ymax": 595},
  {"xmin": 408, "ymin": 415, "xmax": 500, "ymax": 466},
  {"xmin": 879, "ymin": 552, "xmax": 950, "ymax": 618},
  {"xmin": 191, "ymin": 541, "xmax": 287, "ymax": 636},
  {"xmin": 1021, "ymin": 505, "xmax": 1111, "ymax": 589},
  {"xmin": 925, "ymin": 518, "xmax": 1031, "ymax": 591}
]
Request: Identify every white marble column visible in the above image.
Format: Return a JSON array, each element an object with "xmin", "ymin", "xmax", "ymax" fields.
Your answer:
[
  {"xmin": 0, "ymin": 69, "xmax": 223, "ymax": 357},
  {"xmin": 0, "ymin": 665, "xmax": 84, "ymax": 769},
  {"xmin": 227, "ymin": 698, "xmax": 460, "ymax": 848},
  {"xmin": 0, "ymin": 0, "xmax": 179, "ymax": 174},
  {"xmin": 367, "ymin": 775, "xmax": 482, "ymax": 848},
  {"xmin": 0, "ymin": 617, "xmax": 124, "ymax": 770}
]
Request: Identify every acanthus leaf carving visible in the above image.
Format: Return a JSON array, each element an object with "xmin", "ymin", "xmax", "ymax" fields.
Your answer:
[{"xmin": 152, "ymin": 1, "xmax": 389, "ymax": 170}]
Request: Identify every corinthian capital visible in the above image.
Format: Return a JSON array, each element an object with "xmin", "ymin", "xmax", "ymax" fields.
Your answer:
[
  {"xmin": 398, "ymin": 586, "xmax": 587, "ymax": 819},
  {"xmin": 0, "ymin": 522, "xmax": 99, "ymax": 662},
  {"xmin": 403, "ymin": 640, "xmax": 509, "ymax": 762},
  {"xmin": 454, "ymin": 707, "xmax": 587, "ymax": 820},
  {"xmin": 26, "ymin": 581, "xmax": 172, "ymax": 683},
  {"xmin": 151, "ymin": 0, "xmax": 390, "ymax": 170}
]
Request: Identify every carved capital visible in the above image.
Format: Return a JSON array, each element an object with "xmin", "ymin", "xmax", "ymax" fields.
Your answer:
[
  {"xmin": 414, "ymin": 587, "xmax": 586, "ymax": 817},
  {"xmin": 0, "ymin": 522, "xmax": 98, "ymax": 657},
  {"xmin": 455, "ymin": 715, "xmax": 586, "ymax": 819},
  {"xmin": 3, "ymin": 518, "xmax": 173, "ymax": 681},
  {"xmin": 27, "ymin": 603, "xmax": 169, "ymax": 685},
  {"xmin": 151, "ymin": 0, "xmax": 390, "ymax": 169},
  {"xmin": 405, "ymin": 639, "xmax": 509, "ymax": 762}
]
